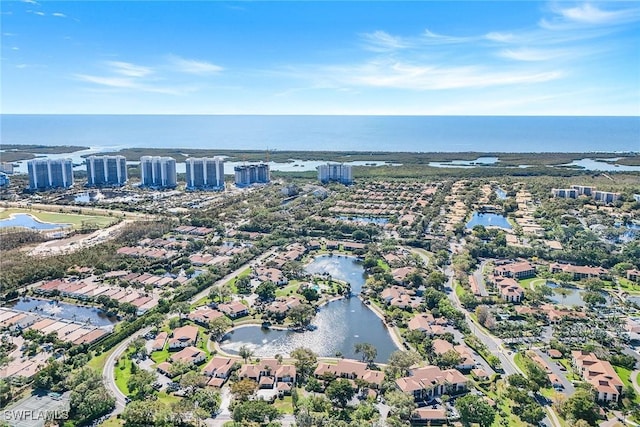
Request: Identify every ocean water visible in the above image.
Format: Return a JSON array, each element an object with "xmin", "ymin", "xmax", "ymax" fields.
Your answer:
[{"xmin": 1, "ymin": 115, "xmax": 639, "ymax": 153}]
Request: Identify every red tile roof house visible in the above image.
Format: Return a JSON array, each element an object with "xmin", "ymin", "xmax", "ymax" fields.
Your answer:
[
  {"xmin": 494, "ymin": 277, "xmax": 524, "ymax": 303},
  {"xmin": 157, "ymin": 361, "xmax": 176, "ymax": 378},
  {"xmin": 627, "ymin": 269, "xmax": 640, "ymax": 282},
  {"xmin": 237, "ymin": 359, "xmax": 297, "ymax": 389},
  {"xmin": 202, "ymin": 356, "xmax": 235, "ymax": 379},
  {"xmin": 188, "ymin": 307, "xmax": 224, "ymax": 326},
  {"xmin": 572, "ymin": 351, "xmax": 624, "ymax": 403},
  {"xmin": 218, "ymin": 301, "xmax": 249, "ymax": 319},
  {"xmin": 395, "ymin": 365, "xmax": 468, "ymax": 402},
  {"xmin": 550, "ymin": 263, "xmax": 609, "ymax": 280},
  {"xmin": 168, "ymin": 325, "xmax": 199, "ymax": 349},
  {"xmin": 495, "ymin": 261, "xmax": 536, "ymax": 279},
  {"xmin": 152, "ymin": 332, "xmax": 168, "ymax": 351},
  {"xmin": 411, "ymin": 408, "xmax": 448, "ymax": 425},
  {"xmin": 169, "ymin": 346, "xmax": 206, "ymax": 365},
  {"xmin": 253, "ymin": 267, "xmax": 288, "ymax": 286},
  {"xmin": 431, "ymin": 339, "xmax": 476, "ymax": 371},
  {"xmin": 391, "ymin": 267, "xmax": 415, "ymax": 285},
  {"xmin": 313, "ymin": 359, "xmax": 385, "ymax": 388}
]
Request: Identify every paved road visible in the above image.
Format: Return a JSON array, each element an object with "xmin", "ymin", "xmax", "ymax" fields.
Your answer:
[
  {"xmin": 103, "ymin": 326, "xmax": 152, "ymax": 413},
  {"xmin": 532, "ymin": 349, "xmax": 575, "ymax": 395},
  {"xmin": 101, "ymin": 247, "xmax": 277, "ymax": 415},
  {"xmin": 472, "ymin": 260, "xmax": 489, "ymax": 297},
  {"xmin": 445, "ymin": 242, "xmax": 561, "ymax": 427}
]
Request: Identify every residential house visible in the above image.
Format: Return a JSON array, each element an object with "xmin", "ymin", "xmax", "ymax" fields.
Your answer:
[
  {"xmin": 431, "ymin": 339, "xmax": 476, "ymax": 371},
  {"xmin": 493, "ymin": 277, "xmax": 524, "ymax": 303},
  {"xmin": 168, "ymin": 325, "xmax": 198, "ymax": 349},
  {"xmin": 203, "ymin": 356, "xmax": 235, "ymax": 379},
  {"xmin": 254, "ymin": 267, "xmax": 288, "ymax": 286},
  {"xmin": 188, "ymin": 307, "xmax": 224, "ymax": 326},
  {"xmin": 218, "ymin": 301, "xmax": 249, "ymax": 319},
  {"xmin": 572, "ymin": 351, "xmax": 623, "ymax": 403},
  {"xmin": 550, "ymin": 263, "xmax": 608, "ymax": 280},
  {"xmin": 168, "ymin": 346, "xmax": 206, "ymax": 365},
  {"xmin": 627, "ymin": 269, "xmax": 640, "ymax": 283},
  {"xmin": 495, "ymin": 261, "xmax": 536, "ymax": 279},
  {"xmin": 152, "ymin": 332, "xmax": 168, "ymax": 351},
  {"xmin": 395, "ymin": 365, "xmax": 468, "ymax": 402}
]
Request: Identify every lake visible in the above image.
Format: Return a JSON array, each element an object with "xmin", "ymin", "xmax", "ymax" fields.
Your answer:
[
  {"xmin": 337, "ymin": 216, "xmax": 389, "ymax": 225},
  {"xmin": 219, "ymin": 255, "xmax": 400, "ymax": 362},
  {"xmin": 466, "ymin": 212, "xmax": 512, "ymax": 230},
  {"xmin": 0, "ymin": 213, "xmax": 71, "ymax": 231},
  {"xmin": 546, "ymin": 282, "xmax": 611, "ymax": 307},
  {"xmin": 7, "ymin": 297, "xmax": 118, "ymax": 326}
]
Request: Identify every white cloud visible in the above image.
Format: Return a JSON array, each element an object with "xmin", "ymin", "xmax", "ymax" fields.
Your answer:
[
  {"xmin": 105, "ymin": 61, "xmax": 153, "ymax": 77},
  {"xmin": 361, "ymin": 30, "xmax": 411, "ymax": 52},
  {"xmin": 498, "ymin": 48, "xmax": 571, "ymax": 62},
  {"xmin": 52, "ymin": 12, "xmax": 66, "ymax": 18},
  {"xmin": 75, "ymin": 73, "xmax": 196, "ymax": 95},
  {"xmin": 168, "ymin": 55, "xmax": 223, "ymax": 75},
  {"xmin": 21, "ymin": 0, "xmax": 39, "ymax": 4},
  {"xmin": 485, "ymin": 32, "xmax": 515, "ymax": 43},
  {"xmin": 557, "ymin": 3, "xmax": 640, "ymax": 25},
  {"xmin": 346, "ymin": 61, "xmax": 564, "ymax": 90}
]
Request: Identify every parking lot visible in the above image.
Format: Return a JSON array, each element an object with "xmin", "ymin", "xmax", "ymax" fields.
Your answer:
[{"xmin": 3, "ymin": 392, "xmax": 70, "ymax": 427}]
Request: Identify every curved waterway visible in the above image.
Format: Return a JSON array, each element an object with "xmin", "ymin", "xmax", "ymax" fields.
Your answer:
[{"xmin": 219, "ymin": 255, "xmax": 400, "ymax": 362}]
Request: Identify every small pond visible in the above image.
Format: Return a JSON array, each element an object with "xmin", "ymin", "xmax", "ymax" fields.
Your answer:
[
  {"xmin": 466, "ymin": 212, "xmax": 512, "ymax": 230},
  {"xmin": 337, "ymin": 216, "xmax": 389, "ymax": 225},
  {"xmin": 546, "ymin": 282, "xmax": 610, "ymax": 307},
  {"xmin": 7, "ymin": 297, "xmax": 118, "ymax": 326},
  {"xmin": 0, "ymin": 214, "xmax": 71, "ymax": 231},
  {"xmin": 220, "ymin": 255, "xmax": 399, "ymax": 362}
]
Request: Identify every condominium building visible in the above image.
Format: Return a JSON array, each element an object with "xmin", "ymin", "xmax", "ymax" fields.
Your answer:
[
  {"xmin": 185, "ymin": 157, "xmax": 225, "ymax": 190},
  {"xmin": 0, "ymin": 162, "xmax": 13, "ymax": 175},
  {"xmin": 27, "ymin": 158, "xmax": 74, "ymax": 190},
  {"xmin": 593, "ymin": 191, "xmax": 620, "ymax": 204},
  {"xmin": 317, "ymin": 163, "xmax": 353, "ymax": 185},
  {"xmin": 234, "ymin": 164, "xmax": 270, "ymax": 187},
  {"xmin": 86, "ymin": 155, "xmax": 127, "ymax": 187},
  {"xmin": 571, "ymin": 185, "xmax": 594, "ymax": 196},
  {"xmin": 139, "ymin": 156, "xmax": 177, "ymax": 188},
  {"xmin": 551, "ymin": 188, "xmax": 577, "ymax": 199}
]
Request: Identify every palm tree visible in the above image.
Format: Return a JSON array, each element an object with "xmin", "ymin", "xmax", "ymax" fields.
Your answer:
[{"xmin": 238, "ymin": 345, "xmax": 253, "ymax": 363}]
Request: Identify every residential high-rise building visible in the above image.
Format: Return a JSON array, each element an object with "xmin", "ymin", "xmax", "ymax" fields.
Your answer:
[
  {"xmin": 140, "ymin": 156, "xmax": 177, "ymax": 188},
  {"xmin": 86, "ymin": 155, "xmax": 127, "ymax": 187},
  {"xmin": 234, "ymin": 164, "xmax": 270, "ymax": 187},
  {"xmin": 0, "ymin": 162, "xmax": 13, "ymax": 175},
  {"xmin": 0, "ymin": 173, "xmax": 9, "ymax": 187},
  {"xmin": 185, "ymin": 157, "xmax": 225, "ymax": 190},
  {"xmin": 317, "ymin": 163, "xmax": 353, "ymax": 185},
  {"xmin": 571, "ymin": 185, "xmax": 595, "ymax": 197},
  {"xmin": 551, "ymin": 188, "xmax": 578, "ymax": 199},
  {"xmin": 27, "ymin": 158, "xmax": 74, "ymax": 190},
  {"xmin": 594, "ymin": 191, "xmax": 620, "ymax": 204}
]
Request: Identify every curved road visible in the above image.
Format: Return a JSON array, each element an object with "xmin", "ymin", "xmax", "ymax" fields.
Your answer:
[
  {"xmin": 445, "ymin": 242, "xmax": 562, "ymax": 427},
  {"xmin": 101, "ymin": 248, "xmax": 277, "ymax": 413}
]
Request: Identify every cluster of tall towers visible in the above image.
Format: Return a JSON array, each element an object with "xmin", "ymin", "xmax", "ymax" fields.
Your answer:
[{"xmin": 26, "ymin": 155, "xmax": 272, "ymax": 191}]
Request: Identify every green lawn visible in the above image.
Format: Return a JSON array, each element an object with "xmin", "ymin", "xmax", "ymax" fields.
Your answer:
[
  {"xmin": 156, "ymin": 391, "xmax": 181, "ymax": 406},
  {"xmin": 518, "ymin": 277, "xmax": 545, "ymax": 289},
  {"xmin": 114, "ymin": 357, "xmax": 133, "ymax": 395},
  {"xmin": 276, "ymin": 282, "xmax": 301, "ymax": 298},
  {"xmin": 377, "ymin": 259, "xmax": 391, "ymax": 272},
  {"xmin": 0, "ymin": 208, "xmax": 117, "ymax": 230},
  {"xmin": 100, "ymin": 417, "xmax": 124, "ymax": 427},
  {"xmin": 151, "ymin": 347, "xmax": 171, "ymax": 364},
  {"xmin": 614, "ymin": 366, "xmax": 640, "ymax": 404},
  {"xmin": 619, "ymin": 278, "xmax": 640, "ymax": 293},
  {"xmin": 273, "ymin": 395, "xmax": 294, "ymax": 414},
  {"xmin": 87, "ymin": 347, "xmax": 117, "ymax": 371}
]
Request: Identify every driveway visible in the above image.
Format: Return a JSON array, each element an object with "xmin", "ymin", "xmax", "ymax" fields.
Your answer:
[{"xmin": 532, "ymin": 349, "xmax": 575, "ymax": 395}]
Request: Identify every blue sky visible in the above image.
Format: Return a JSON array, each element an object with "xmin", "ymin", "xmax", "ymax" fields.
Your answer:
[{"xmin": 1, "ymin": 1, "xmax": 639, "ymax": 115}]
